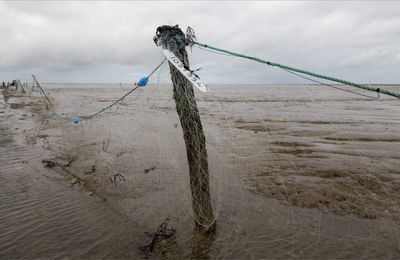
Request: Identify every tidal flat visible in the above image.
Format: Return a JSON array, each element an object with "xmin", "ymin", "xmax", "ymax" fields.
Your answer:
[{"xmin": 1, "ymin": 83, "xmax": 400, "ymax": 258}]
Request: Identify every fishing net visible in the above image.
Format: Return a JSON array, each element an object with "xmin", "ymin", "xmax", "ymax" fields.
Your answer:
[
  {"xmin": 154, "ymin": 25, "xmax": 216, "ymax": 232},
  {"xmin": 21, "ymin": 26, "xmax": 400, "ymax": 259}
]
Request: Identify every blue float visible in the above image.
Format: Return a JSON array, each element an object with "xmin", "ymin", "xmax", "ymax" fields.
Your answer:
[
  {"xmin": 138, "ymin": 76, "xmax": 148, "ymax": 87},
  {"xmin": 72, "ymin": 117, "xmax": 80, "ymax": 126}
]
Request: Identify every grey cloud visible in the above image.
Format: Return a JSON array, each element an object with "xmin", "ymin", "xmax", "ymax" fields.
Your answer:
[{"xmin": 0, "ymin": 1, "xmax": 399, "ymax": 84}]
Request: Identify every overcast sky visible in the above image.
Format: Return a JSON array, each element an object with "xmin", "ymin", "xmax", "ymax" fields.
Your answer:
[{"xmin": 1, "ymin": 1, "xmax": 399, "ymax": 84}]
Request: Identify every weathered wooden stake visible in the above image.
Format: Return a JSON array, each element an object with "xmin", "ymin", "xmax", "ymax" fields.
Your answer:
[
  {"xmin": 32, "ymin": 74, "xmax": 52, "ymax": 107},
  {"xmin": 155, "ymin": 25, "xmax": 215, "ymax": 232}
]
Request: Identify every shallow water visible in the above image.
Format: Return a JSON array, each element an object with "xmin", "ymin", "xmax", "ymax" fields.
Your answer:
[
  {"xmin": 0, "ymin": 93, "xmax": 133, "ymax": 258},
  {"xmin": 1, "ymin": 84, "xmax": 400, "ymax": 258}
]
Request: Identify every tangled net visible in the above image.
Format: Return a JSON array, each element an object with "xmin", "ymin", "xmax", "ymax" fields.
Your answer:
[{"xmin": 25, "ymin": 26, "xmax": 400, "ymax": 258}]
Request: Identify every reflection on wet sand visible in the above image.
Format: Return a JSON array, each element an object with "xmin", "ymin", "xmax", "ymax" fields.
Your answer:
[{"xmin": 1, "ymin": 84, "xmax": 400, "ymax": 258}]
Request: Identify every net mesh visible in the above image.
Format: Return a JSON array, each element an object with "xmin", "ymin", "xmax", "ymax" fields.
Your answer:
[{"xmin": 11, "ymin": 29, "xmax": 400, "ymax": 258}]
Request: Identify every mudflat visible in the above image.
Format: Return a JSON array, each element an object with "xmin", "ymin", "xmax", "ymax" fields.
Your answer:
[{"xmin": 1, "ymin": 84, "xmax": 399, "ymax": 258}]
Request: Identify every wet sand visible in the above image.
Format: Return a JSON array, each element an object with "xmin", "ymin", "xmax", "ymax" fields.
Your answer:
[{"xmin": 1, "ymin": 83, "xmax": 400, "ymax": 258}]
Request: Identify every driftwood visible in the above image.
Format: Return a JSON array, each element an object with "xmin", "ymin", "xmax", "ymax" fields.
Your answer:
[{"xmin": 139, "ymin": 218, "xmax": 175, "ymax": 259}]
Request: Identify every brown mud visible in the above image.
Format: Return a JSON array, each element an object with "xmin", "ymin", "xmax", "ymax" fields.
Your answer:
[{"xmin": 1, "ymin": 84, "xmax": 400, "ymax": 258}]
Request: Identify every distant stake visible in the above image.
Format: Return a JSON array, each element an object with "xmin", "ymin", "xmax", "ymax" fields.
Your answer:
[
  {"xmin": 32, "ymin": 74, "xmax": 52, "ymax": 107},
  {"xmin": 154, "ymin": 25, "xmax": 215, "ymax": 232}
]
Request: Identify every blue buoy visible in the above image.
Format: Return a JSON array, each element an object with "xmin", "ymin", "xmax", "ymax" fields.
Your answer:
[
  {"xmin": 72, "ymin": 117, "xmax": 80, "ymax": 126},
  {"xmin": 138, "ymin": 76, "xmax": 148, "ymax": 87}
]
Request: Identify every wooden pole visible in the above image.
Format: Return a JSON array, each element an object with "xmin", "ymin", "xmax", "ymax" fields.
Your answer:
[
  {"xmin": 154, "ymin": 25, "xmax": 215, "ymax": 232},
  {"xmin": 32, "ymin": 74, "xmax": 52, "ymax": 107}
]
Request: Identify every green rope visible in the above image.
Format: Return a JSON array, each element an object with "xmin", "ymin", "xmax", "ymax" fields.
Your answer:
[
  {"xmin": 80, "ymin": 85, "xmax": 141, "ymax": 119},
  {"xmin": 80, "ymin": 58, "xmax": 167, "ymax": 119},
  {"xmin": 194, "ymin": 41, "xmax": 400, "ymax": 99}
]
